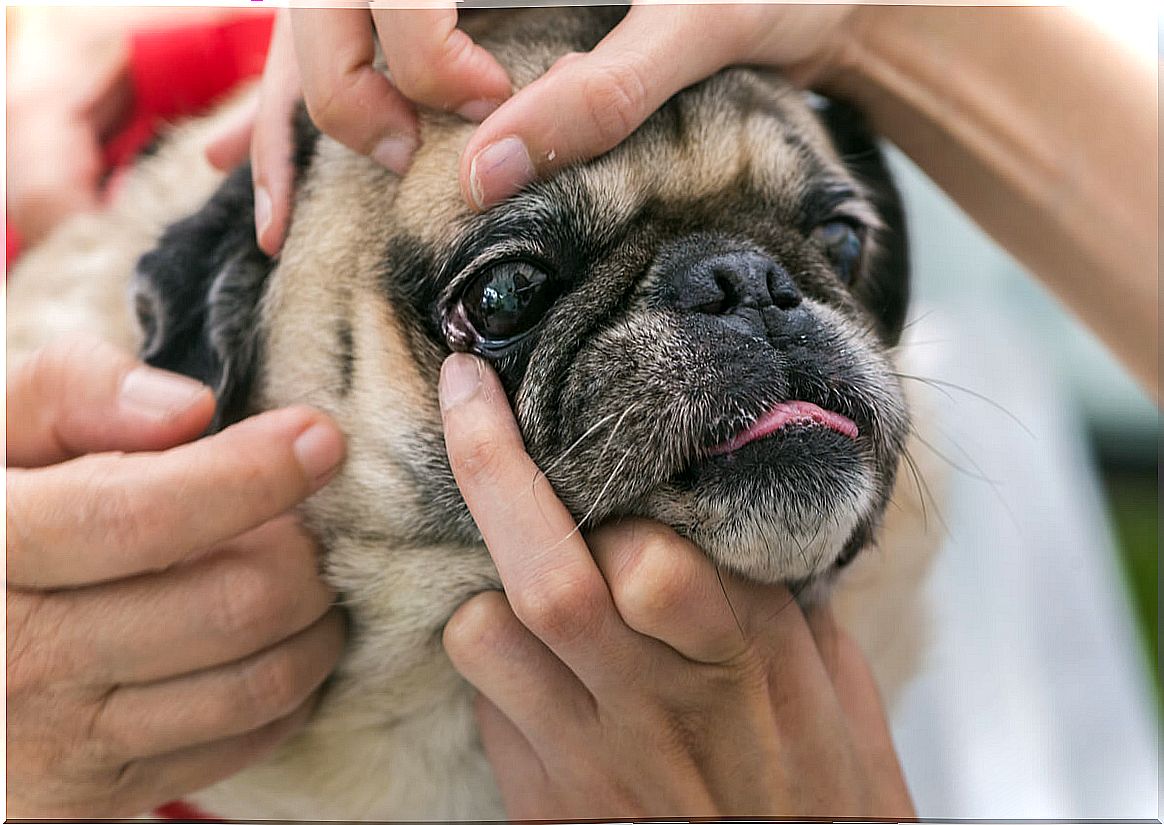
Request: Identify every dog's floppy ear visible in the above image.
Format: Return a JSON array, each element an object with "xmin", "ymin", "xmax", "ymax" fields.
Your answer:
[
  {"xmin": 133, "ymin": 162, "xmax": 272, "ymax": 431},
  {"xmin": 810, "ymin": 92, "xmax": 911, "ymax": 346},
  {"xmin": 134, "ymin": 107, "xmax": 320, "ymax": 431}
]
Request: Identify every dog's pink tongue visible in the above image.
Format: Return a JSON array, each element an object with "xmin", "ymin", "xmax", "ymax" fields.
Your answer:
[{"xmin": 709, "ymin": 400, "xmax": 858, "ymax": 456}]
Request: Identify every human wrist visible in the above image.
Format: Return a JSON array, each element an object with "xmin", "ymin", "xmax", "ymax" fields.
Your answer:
[
  {"xmin": 782, "ymin": 5, "xmax": 874, "ymax": 97},
  {"xmin": 802, "ymin": 5, "xmax": 915, "ymax": 123}
]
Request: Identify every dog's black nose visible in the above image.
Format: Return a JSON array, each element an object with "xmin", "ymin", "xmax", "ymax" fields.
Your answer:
[{"xmin": 669, "ymin": 250, "xmax": 801, "ymax": 315}]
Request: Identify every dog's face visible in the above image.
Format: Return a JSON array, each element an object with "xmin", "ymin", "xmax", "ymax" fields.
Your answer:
[{"xmin": 135, "ymin": 8, "xmax": 909, "ymax": 589}]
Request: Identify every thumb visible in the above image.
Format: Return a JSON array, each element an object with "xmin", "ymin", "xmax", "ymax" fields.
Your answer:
[
  {"xmin": 6, "ymin": 337, "xmax": 216, "ymax": 468},
  {"xmin": 459, "ymin": 5, "xmax": 735, "ymax": 210}
]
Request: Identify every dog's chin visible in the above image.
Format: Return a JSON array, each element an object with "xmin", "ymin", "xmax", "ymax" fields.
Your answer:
[{"xmin": 644, "ymin": 424, "xmax": 877, "ymax": 584}]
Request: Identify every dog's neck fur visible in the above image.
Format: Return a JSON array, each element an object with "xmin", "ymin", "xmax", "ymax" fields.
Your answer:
[{"xmin": 164, "ymin": 136, "xmax": 503, "ymax": 818}]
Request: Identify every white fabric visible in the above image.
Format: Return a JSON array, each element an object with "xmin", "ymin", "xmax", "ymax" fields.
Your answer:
[{"xmin": 883, "ymin": 141, "xmax": 1159, "ymax": 818}]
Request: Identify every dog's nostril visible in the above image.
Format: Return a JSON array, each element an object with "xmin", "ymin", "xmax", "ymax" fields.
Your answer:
[
  {"xmin": 767, "ymin": 265, "xmax": 802, "ymax": 310},
  {"xmin": 711, "ymin": 270, "xmax": 738, "ymax": 312},
  {"xmin": 771, "ymin": 286, "xmax": 801, "ymax": 310},
  {"xmin": 688, "ymin": 269, "xmax": 737, "ymax": 315}
]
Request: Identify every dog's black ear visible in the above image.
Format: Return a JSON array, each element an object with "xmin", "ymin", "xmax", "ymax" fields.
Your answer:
[
  {"xmin": 133, "ymin": 162, "xmax": 272, "ymax": 432},
  {"xmin": 134, "ymin": 107, "xmax": 320, "ymax": 431},
  {"xmin": 810, "ymin": 93, "xmax": 911, "ymax": 346}
]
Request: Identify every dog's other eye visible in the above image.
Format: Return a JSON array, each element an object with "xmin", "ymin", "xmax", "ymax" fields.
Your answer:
[
  {"xmin": 462, "ymin": 260, "xmax": 557, "ymax": 342},
  {"xmin": 811, "ymin": 219, "xmax": 863, "ymax": 285}
]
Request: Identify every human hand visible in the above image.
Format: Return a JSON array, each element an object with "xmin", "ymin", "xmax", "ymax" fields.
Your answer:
[
  {"xmin": 206, "ymin": 8, "xmax": 512, "ymax": 255},
  {"xmin": 5, "ymin": 15, "xmax": 132, "ymax": 244},
  {"xmin": 457, "ymin": 3, "xmax": 855, "ymax": 209},
  {"xmin": 209, "ymin": 5, "xmax": 857, "ymax": 254},
  {"xmin": 436, "ymin": 354, "xmax": 914, "ymax": 819},
  {"xmin": 6, "ymin": 339, "xmax": 347, "ymax": 818}
]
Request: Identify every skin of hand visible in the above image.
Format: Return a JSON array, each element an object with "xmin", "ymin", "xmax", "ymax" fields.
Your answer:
[
  {"xmin": 5, "ymin": 13, "xmax": 132, "ymax": 245},
  {"xmin": 207, "ymin": 7, "xmax": 514, "ymax": 256},
  {"xmin": 437, "ymin": 353, "xmax": 915, "ymax": 819},
  {"xmin": 6, "ymin": 338, "xmax": 348, "ymax": 818},
  {"xmin": 820, "ymin": 5, "xmax": 1159, "ymax": 397}
]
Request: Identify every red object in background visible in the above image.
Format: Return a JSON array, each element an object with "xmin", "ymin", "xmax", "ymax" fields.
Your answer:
[
  {"xmin": 154, "ymin": 799, "xmax": 220, "ymax": 821},
  {"xmin": 6, "ymin": 224, "xmax": 22, "ymax": 267},
  {"xmin": 6, "ymin": 12, "xmax": 274, "ymax": 271},
  {"xmin": 103, "ymin": 12, "xmax": 274, "ymax": 170}
]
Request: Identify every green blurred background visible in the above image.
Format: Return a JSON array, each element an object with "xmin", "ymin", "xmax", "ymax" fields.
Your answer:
[{"xmin": 1098, "ymin": 434, "xmax": 1159, "ymax": 710}]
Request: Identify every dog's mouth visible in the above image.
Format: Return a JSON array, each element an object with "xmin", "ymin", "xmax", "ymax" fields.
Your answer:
[{"xmin": 707, "ymin": 399, "xmax": 859, "ymax": 457}]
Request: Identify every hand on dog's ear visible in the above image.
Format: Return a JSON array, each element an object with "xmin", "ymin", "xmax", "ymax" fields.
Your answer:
[{"xmin": 133, "ymin": 164, "xmax": 272, "ymax": 433}]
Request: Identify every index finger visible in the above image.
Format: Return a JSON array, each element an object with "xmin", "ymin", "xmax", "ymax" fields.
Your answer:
[
  {"xmin": 289, "ymin": 8, "xmax": 418, "ymax": 170},
  {"xmin": 250, "ymin": 10, "xmax": 301, "ymax": 256},
  {"xmin": 371, "ymin": 7, "xmax": 511, "ymax": 118},
  {"xmin": 6, "ymin": 406, "xmax": 344, "ymax": 589},
  {"xmin": 438, "ymin": 354, "xmax": 638, "ymax": 690}
]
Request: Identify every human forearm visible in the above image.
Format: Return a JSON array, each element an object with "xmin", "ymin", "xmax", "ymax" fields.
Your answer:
[{"xmin": 821, "ymin": 6, "xmax": 1158, "ymax": 396}]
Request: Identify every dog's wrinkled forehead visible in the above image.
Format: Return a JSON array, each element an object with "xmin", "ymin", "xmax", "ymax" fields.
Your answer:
[{"xmin": 389, "ymin": 69, "xmax": 860, "ymax": 256}]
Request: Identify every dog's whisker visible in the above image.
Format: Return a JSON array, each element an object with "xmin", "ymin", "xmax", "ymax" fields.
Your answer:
[
  {"xmin": 893, "ymin": 337, "xmax": 952, "ymax": 348},
  {"xmin": 596, "ymin": 403, "xmax": 640, "ymax": 465},
  {"xmin": 912, "ymin": 426, "xmax": 1021, "ymax": 532},
  {"xmin": 540, "ymin": 410, "xmax": 623, "ymax": 478},
  {"xmin": 714, "ymin": 562, "xmax": 747, "ymax": 642},
  {"xmin": 531, "ymin": 402, "xmax": 641, "ymax": 501},
  {"xmin": 897, "ymin": 308, "xmax": 938, "ymax": 333},
  {"xmin": 576, "ymin": 446, "xmax": 635, "ymax": 532},
  {"xmin": 894, "ymin": 372, "xmax": 1034, "ymax": 438},
  {"xmin": 542, "ymin": 445, "xmax": 636, "ymax": 554},
  {"xmin": 908, "ymin": 427, "xmax": 1002, "ymax": 485},
  {"xmin": 900, "ymin": 447, "xmax": 952, "ymax": 540},
  {"xmin": 792, "ymin": 523, "xmax": 812, "ymax": 572}
]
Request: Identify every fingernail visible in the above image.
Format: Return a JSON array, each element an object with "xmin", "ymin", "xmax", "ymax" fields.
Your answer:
[
  {"xmin": 439, "ymin": 354, "xmax": 483, "ymax": 411},
  {"xmin": 468, "ymin": 136, "xmax": 534, "ymax": 211},
  {"xmin": 254, "ymin": 186, "xmax": 272, "ymax": 243},
  {"xmin": 119, "ymin": 366, "xmax": 210, "ymax": 421},
  {"xmin": 293, "ymin": 422, "xmax": 345, "ymax": 487},
  {"xmin": 455, "ymin": 98, "xmax": 503, "ymax": 122},
  {"xmin": 372, "ymin": 134, "xmax": 418, "ymax": 175}
]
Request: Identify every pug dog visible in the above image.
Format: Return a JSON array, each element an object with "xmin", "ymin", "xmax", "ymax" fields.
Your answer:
[{"xmin": 7, "ymin": 7, "xmax": 943, "ymax": 820}]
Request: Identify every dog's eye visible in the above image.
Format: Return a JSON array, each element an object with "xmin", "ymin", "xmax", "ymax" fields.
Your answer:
[
  {"xmin": 462, "ymin": 260, "xmax": 557, "ymax": 343},
  {"xmin": 811, "ymin": 220, "xmax": 863, "ymax": 284}
]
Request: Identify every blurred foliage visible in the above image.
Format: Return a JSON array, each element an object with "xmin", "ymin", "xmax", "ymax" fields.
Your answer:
[{"xmin": 1100, "ymin": 468, "xmax": 1160, "ymax": 715}]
